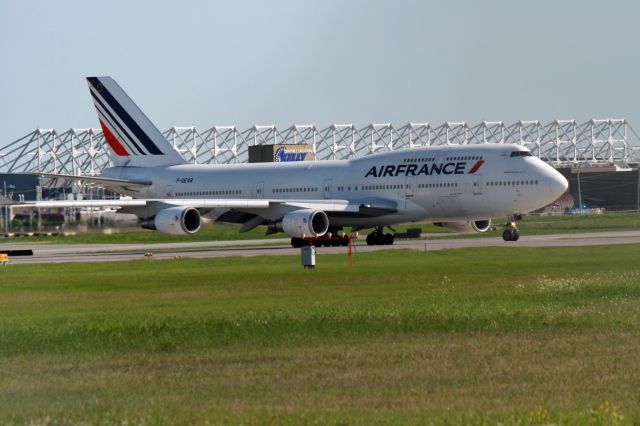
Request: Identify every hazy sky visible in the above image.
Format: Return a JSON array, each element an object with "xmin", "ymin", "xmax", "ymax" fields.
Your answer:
[{"xmin": 1, "ymin": 0, "xmax": 639, "ymax": 143}]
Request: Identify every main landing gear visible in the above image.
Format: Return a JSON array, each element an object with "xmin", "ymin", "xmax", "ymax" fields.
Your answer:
[
  {"xmin": 290, "ymin": 230, "xmax": 351, "ymax": 248},
  {"xmin": 366, "ymin": 226, "xmax": 395, "ymax": 246},
  {"xmin": 502, "ymin": 214, "xmax": 521, "ymax": 242}
]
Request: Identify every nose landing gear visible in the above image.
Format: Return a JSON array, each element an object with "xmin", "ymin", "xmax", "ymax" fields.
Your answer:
[
  {"xmin": 502, "ymin": 214, "xmax": 521, "ymax": 241},
  {"xmin": 502, "ymin": 228, "xmax": 519, "ymax": 241}
]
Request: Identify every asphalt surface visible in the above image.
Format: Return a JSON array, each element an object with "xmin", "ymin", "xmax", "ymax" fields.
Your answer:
[{"xmin": 2, "ymin": 230, "xmax": 640, "ymax": 264}]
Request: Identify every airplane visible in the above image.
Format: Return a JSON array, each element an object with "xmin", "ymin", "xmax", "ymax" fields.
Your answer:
[{"xmin": 17, "ymin": 76, "xmax": 568, "ymax": 246}]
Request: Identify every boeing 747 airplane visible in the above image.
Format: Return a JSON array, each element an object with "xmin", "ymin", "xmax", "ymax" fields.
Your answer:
[{"xmin": 21, "ymin": 77, "xmax": 568, "ymax": 246}]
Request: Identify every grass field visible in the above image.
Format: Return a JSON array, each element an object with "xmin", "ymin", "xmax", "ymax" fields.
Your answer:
[
  {"xmin": 4, "ymin": 211, "xmax": 640, "ymax": 245},
  {"xmin": 1, "ymin": 244, "xmax": 639, "ymax": 424}
]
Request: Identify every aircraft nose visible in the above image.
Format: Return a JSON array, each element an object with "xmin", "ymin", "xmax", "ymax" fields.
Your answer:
[{"xmin": 549, "ymin": 170, "xmax": 569, "ymax": 197}]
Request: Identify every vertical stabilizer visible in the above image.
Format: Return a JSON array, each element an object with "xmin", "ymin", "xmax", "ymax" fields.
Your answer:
[{"xmin": 86, "ymin": 76, "xmax": 186, "ymax": 167}]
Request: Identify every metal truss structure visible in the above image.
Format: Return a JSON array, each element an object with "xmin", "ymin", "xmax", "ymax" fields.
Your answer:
[{"xmin": 1, "ymin": 119, "xmax": 637, "ymax": 175}]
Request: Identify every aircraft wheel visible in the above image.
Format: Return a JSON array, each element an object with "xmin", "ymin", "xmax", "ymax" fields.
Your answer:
[
  {"xmin": 502, "ymin": 229, "xmax": 520, "ymax": 242},
  {"xmin": 366, "ymin": 233, "xmax": 374, "ymax": 245},
  {"xmin": 384, "ymin": 233, "xmax": 395, "ymax": 245},
  {"xmin": 291, "ymin": 238, "xmax": 305, "ymax": 248}
]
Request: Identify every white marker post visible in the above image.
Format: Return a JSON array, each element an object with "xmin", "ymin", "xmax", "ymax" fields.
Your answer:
[{"xmin": 301, "ymin": 245, "xmax": 316, "ymax": 269}]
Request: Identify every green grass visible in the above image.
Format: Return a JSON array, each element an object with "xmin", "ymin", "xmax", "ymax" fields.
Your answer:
[
  {"xmin": 492, "ymin": 211, "xmax": 640, "ymax": 235},
  {"xmin": 1, "ymin": 245, "xmax": 639, "ymax": 424},
  {"xmin": 5, "ymin": 211, "xmax": 640, "ymax": 245},
  {"xmin": 426, "ymin": 211, "xmax": 640, "ymax": 241}
]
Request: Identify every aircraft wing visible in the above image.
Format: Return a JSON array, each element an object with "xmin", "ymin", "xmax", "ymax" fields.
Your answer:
[
  {"xmin": 13, "ymin": 197, "xmax": 397, "ymax": 214},
  {"xmin": 12, "ymin": 196, "xmax": 398, "ymax": 234},
  {"xmin": 14, "ymin": 171, "xmax": 398, "ymax": 218},
  {"xmin": 273, "ymin": 198, "xmax": 398, "ymax": 216}
]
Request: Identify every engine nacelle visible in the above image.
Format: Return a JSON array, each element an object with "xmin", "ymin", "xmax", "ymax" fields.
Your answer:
[
  {"xmin": 141, "ymin": 206, "xmax": 201, "ymax": 235},
  {"xmin": 434, "ymin": 219, "xmax": 492, "ymax": 233},
  {"xmin": 272, "ymin": 209, "xmax": 330, "ymax": 238}
]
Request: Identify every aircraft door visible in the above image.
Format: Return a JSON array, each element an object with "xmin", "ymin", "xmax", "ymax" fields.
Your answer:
[
  {"xmin": 436, "ymin": 149, "xmax": 449, "ymax": 164},
  {"xmin": 472, "ymin": 175, "xmax": 483, "ymax": 195},
  {"xmin": 405, "ymin": 176, "xmax": 414, "ymax": 198},
  {"xmin": 255, "ymin": 181, "xmax": 265, "ymax": 198},
  {"xmin": 323, "ymin": 179, "xmax": 332, "ymax": 199},
  {"xmin": 404, "ymin": 176, "xmax": 415, "ymax": 209}
]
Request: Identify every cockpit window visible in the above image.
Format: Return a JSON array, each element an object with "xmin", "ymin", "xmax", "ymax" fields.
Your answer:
[{"xmin": 510, "ymin": 151, "xmax": 533, "ymax": 158}]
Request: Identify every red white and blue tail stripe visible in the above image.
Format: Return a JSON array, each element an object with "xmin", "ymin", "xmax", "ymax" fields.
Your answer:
[{"xmin": 87, "ymin": 77, "xmax": 186, "ymax": 167}]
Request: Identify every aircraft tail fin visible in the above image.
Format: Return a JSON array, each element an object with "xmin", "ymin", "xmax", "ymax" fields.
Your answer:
[{"xmin": 86, "ymin": 76, "xmax": 186, "ymax": 167}]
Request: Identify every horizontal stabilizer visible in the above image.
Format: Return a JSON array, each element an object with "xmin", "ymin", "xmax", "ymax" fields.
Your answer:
[{"xmin": 19, "ymin": 172, "xmax": 151, "ymax": 187}]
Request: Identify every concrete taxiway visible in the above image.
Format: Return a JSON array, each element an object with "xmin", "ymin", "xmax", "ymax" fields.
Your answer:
[{"xmin": 2, "ymin": 230, "xmax": 640, "ymax": 264}]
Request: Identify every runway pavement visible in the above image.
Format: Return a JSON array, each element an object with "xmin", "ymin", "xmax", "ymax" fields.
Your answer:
[{"xmin": 2, "ymin": 230, "xmax": 640, "ymax": 264}]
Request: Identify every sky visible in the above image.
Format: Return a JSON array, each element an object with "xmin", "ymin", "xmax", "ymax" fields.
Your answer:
[{"xmin": 1, "ymin": 0, "xmax": 640, "ymax": 143}]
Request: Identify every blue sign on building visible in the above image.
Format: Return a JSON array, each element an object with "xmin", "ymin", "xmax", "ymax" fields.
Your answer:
[{"xmin": 275, "ymin": 147, "xmax": 310, "ymax": 162}]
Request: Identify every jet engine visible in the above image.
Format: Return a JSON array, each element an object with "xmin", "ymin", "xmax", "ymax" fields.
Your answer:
[
  {"xmin": 434, "ymin": 219, "xmax": 492, "ymax": 233},
  {"xmin": 141, "ymin": 206, "xmax": 201, "ymax": 235},
  {"xmin": 270, "ymin": 209, "xmax": 330, "ymax": 238}
]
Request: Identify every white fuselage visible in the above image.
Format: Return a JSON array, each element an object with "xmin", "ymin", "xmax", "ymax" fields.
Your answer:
[{"xmin": 103, "ymin": 144, "xmax": 568, "ymax": 226}]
